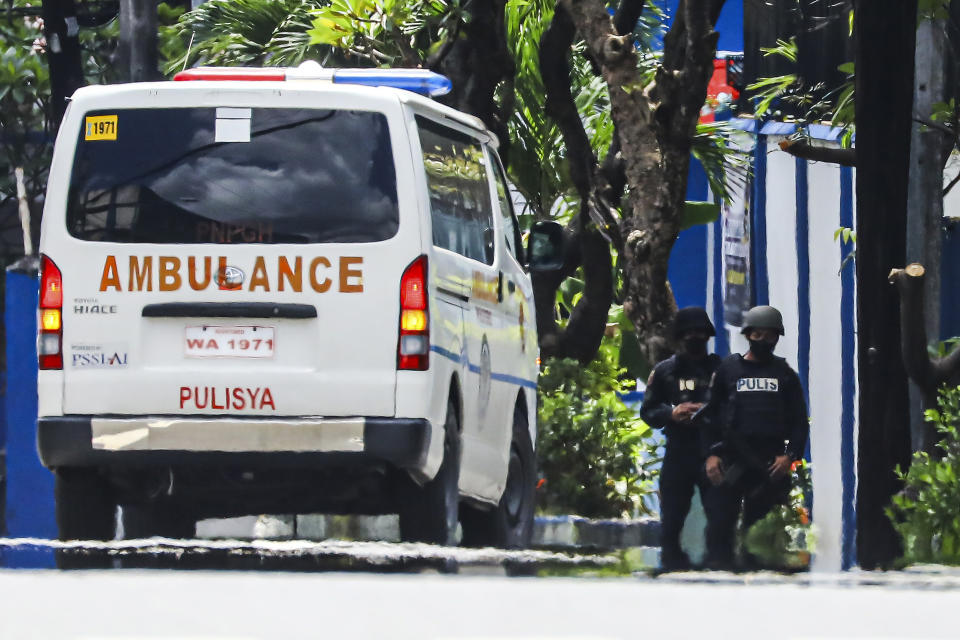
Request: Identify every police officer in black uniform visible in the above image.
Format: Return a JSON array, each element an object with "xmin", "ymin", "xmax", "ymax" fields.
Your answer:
[
  {"xmin": 640, "ymin": 307, "xmax": 721, "ymax": 571},
  {"xmin": 702, "ymin": 305, "xmax": 809, "ymax": 569}
]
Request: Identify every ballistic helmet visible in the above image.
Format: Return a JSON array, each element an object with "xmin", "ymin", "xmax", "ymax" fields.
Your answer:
[
  {"xmin": 741, "ymin": 305, "xmax": 785, "ymax": 335},
  {"xmin": 673, "ymin": 306, "xmax": 715, "ymax": 338}
]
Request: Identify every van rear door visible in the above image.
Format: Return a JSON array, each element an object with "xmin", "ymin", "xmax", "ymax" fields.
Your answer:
[{"xmin": 52, "ymin": 104, "xmax": 415, "ymax": 418}]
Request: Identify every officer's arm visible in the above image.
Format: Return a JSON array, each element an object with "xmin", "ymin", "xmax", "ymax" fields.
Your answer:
[
  {"xmin": 784, "ymin": 371, "xmax": 809, "ymax": 461},
  {"xmin": 639, "ymin": 367, "xmax": 674, "ymax": 429}
]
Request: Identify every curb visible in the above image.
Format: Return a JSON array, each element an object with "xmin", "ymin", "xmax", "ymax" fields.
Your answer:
[
  {"xmin": 533, "ymin": 515, "xmax": 660, "ymax": 550},
  {"xmin": 195, "ymin": 514, "xmax": 661, "ymax": 552}
]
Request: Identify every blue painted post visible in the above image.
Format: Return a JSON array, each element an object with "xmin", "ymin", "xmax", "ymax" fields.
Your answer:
[
  {"xmin": 795, "ymin": 156, "xmax": 811, "ymax": 463},
  {"xmin": 3, "ymin": 257, "xmax": 56, "ymax": 568},
  {"xmin": 751, "ymin": 134, "xmax": 769, "ymax": 306},
  {"xmin": 839, "ymin": 167, "xmax": 857, "ymax": 570},
  {"xmin": 669, "ymin": 158, "xmax": 710, "ymax": 310}
]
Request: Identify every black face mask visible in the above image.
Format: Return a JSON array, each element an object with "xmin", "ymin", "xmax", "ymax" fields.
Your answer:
[
  {"xmin": 682, "ymin": 337, "xmax": 708, "ymax": 358},
  {"xmin": 748, "ymin": 339, "xmax": 776, "ymax": 360}
]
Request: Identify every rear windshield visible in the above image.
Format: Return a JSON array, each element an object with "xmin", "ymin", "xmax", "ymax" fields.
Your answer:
[{"xmin": 67, "ymin": 108, "xmax": 399, "ymax": 244}]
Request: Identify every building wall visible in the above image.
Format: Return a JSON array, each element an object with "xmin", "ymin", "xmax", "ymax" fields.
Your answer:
[{"xmin": 679, "ymin": 120, "xmax": 860, "ymax": 571}]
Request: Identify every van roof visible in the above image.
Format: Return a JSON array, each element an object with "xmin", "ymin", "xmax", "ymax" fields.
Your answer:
[{"xmin": 68, "ymin": 64, "xmax": 494, "ymax": 144}]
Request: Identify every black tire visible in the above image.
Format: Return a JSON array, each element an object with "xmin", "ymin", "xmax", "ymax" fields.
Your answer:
[
  {"xmin": 461, "ymin": 403, "xmax": 536, "ymax": 549},
  {"xmin": 398, "ymin": 398, "xmax": 461, "ymax": 545},
  {"xmin": 121, "ymin": 502, "xmax": 196, "ymax": 539},
  {"xmin": 55, "ymin": 468, "xmax": 116, "ymax": 541},
  {"xmin": 54, "ymin": 468, "xmax": 116, "ymax": 569}
]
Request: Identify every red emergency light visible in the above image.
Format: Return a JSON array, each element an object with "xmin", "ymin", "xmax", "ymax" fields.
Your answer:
[{"xmin": 173, "ymin": 64, "xmax": 453, "ymax": 97}]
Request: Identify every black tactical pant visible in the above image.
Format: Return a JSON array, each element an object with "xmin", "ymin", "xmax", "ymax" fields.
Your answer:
[
  {"xmin": 704, "ymin": 456, "xmax": 791, "ymax": 568},
  {"xmin": 659, "ymin": 439, "xmax": 710, "ymax": 567}
]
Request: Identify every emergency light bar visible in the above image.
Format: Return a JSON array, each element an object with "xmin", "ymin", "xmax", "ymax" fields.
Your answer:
[{"xmin": 174, "ymin": 63, "xmax": 453, "ymax": 98}]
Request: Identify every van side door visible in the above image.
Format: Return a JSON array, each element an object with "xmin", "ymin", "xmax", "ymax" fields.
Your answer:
[
  {"xmin": 415, "ymin": 116, "xmax": 501, "ymax": 499},
  {"xmin": 485, "ymin": 148, "xmax": 533, "ymax": 442}
]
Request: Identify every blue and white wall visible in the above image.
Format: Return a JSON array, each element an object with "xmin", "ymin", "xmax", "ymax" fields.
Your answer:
[{"xmin": 671, "ymin": 121, "xmax": 859, "ymax": 571}]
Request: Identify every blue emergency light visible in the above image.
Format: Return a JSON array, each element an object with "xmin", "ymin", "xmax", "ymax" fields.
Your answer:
[
  {"xmin": 332, "ymin": 69, "xmax": 453, "ymax": 98},
  {"xmin": 175, "ymin": 64, "xmax": 453, "ymax": 98}
]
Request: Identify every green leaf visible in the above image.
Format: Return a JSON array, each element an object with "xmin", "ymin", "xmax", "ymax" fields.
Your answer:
[
  {"xmin": 680, "ymin": 201, "xmax": 720, "ymax": 231},
  {"xmin": 307, "ymin": 20, "xmax": 347, "ymax": 46},
  {"xmin": 759, "ymin": 37, "xmax": 798, "ymax": 63},
  {"xmin": 837, "ymin": 62, "xmax": 855, "ymax": 75}
]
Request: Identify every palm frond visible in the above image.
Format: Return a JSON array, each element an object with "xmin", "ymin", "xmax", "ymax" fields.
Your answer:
[{"xmin": 691, "ymin": 120, "xmax": 751, "ymax": 202}]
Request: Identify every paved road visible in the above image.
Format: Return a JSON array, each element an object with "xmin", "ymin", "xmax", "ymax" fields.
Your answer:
[{"xmin": 2, "ymin": 568, "xmax": 959, "ymax": 639}]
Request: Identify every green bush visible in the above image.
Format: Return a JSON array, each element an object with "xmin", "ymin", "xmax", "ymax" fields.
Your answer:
[
  {"xmin": 536, "ymin": 348, "xmax": 660, "ymax": 519},
  {"xmin": 744, "ymin": 459, "xmax": 816, "ymax": 570},
  {"xmin": 888, "ymin": 385, "xmax": 960, "ymax": 565}
]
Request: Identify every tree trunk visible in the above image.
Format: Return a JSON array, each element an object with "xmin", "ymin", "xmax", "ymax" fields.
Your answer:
[
  {"xmin": 906, "ymin": 16, "xmax": 949, "ymax": 453},
  {"xmin": 41, "ymin": 0, "xmax": 85, "ymax": 127},
  {"xmin": 116, "ymin": 0, "xmax": 160, "ymax": 83},
  {"xmin": 562, "ymin": 0, "xmax": 723, "ymax": 365},
  {"xmin": 434, "ymin": 0, "xmax": 515, "ymax": 167},
  {"xmin": 853, "ymin": 0, "xmax": 916, "ymax": 570}
]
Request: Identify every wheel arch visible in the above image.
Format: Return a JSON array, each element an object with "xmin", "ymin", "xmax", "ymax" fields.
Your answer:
[
  {"xmin": 447, "ymin": 374, "xmax": 463, "ymax": 434},
  {"xmin": 515, "ymin": 387, "xmax": 537, "ymax": 452},
  {"xmin": 514, "ymin": 389, "xmax": 528, "ymax": 424}
]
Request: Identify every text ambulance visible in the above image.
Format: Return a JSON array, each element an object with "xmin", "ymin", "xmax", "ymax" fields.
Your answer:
[{"xmin": 37, "ymin": 63, "xmax": 538, "ymax": 547}]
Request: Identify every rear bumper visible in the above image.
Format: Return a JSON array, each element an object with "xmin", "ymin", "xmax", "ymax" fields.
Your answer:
[{"xmin": 37, "ymin": 415, "xmax": 431, "ymax": 472}]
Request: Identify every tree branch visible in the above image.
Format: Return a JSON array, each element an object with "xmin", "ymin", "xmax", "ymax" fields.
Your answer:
[
  {"xmin": 599, "ymin": 132, "xmax": 627, "ymax": 207},
  {"xmin": 434, "ymin": 0, "xmax": 515, "ymax": 165},
  {"xmin": 531, "ymin": 2, "xmax": 616, "ymax": 363},
  {"xmin": 779, "ymin": 138, "xmax": 858, "ymax": 166},
  {"xmin": 540, "ymin": 3, "xmax": 596, "ymax": 199},
  {"xmin": 425, "ymin": 20, "xmax": 462, "ymax": 69},
  {"xmin": 613, "ymin": 0, "xmax": 644, "ymax": 37},
  {"xmin": 943, "ymin": 168, "xmax": 960, "ymax": 197},
  {"xmin": 890, "ymin": 263, "xmax": 960, "ymax": 402},
  {"xmin": 913, "ymin": 115, "xmax": 957, "ymax": 141}
]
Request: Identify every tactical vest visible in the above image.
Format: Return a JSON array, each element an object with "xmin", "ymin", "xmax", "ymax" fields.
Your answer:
[
  {"xmin": 657, "ymin": 353, "xmax": 721, "ymax": 441},
  {"xmin": 717, "ymin": 354, "xmax": 793, "ymax": 442}
]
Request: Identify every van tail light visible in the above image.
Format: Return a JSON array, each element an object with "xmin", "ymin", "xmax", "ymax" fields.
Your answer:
[
  {"xmin": 398, "ymin": 255, "xmax": 429, "ymax": 371},
  {"xmin": 38, "ymin": 254, "xmax": 63, "ymax": 370}
]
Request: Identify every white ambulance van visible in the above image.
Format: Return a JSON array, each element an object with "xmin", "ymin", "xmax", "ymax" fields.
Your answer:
[{"xmin": 37, "ymin": 64, "xmax": 538, "ymax": 548}]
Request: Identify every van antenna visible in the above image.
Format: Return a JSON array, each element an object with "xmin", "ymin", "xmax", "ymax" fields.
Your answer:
[{"xmin": 182, "ymin": 31, "xmax": 196, "ymax": 73}]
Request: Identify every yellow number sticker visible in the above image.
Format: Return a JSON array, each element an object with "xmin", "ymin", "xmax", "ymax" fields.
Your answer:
[{"xmin": 85, "ymin": 115, "xmax": 118, "ymax": 141}]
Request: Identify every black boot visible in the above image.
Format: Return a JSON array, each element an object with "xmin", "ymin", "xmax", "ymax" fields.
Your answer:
[{"xmin": 660, "ymin": 546, "xmax": 692, "ymax": 572}]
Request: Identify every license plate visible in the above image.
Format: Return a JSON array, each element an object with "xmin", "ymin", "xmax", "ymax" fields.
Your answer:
[{"xmin": 185, "ymin": 326, "xmax": 275, "ymax": 358}]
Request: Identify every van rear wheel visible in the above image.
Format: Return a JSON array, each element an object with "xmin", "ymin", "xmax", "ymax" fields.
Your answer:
[
  {"xmin": 55, "ymin": 467, "xmax": 116, "ymax": 541},
  {"xmin": 398, "ymin": 399, "xmax": 461, "ymax": 545},
  {"xmin": 121, "ymin": 502, "xmax": 196, "ymax": 539},
  {"xmin": 55, "ymin": 468, "xmax": 116, "ymax": 568},
  {"xmin": 461, "ymin": 405, "xmax": 535, "ymax": 549}
]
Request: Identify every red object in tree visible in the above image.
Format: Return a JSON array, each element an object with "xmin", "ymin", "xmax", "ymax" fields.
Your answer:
[
  {"xmin": 707, "ymin": 59, "xmax": 740, "ymax": 103},
  {"xmin": 700, "ymin": 58, "xmax": 742, "ymax": 123}
]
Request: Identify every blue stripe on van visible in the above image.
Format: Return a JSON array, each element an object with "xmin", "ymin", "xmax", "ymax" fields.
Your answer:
[
  {"xmin": 491, "ymin": 372, "xmax": 538, "ymax": 390},
  {"xmin": 429, "ymin": 345, "xmax": 537, "ymax": 389},
  {"xmin": 430, "ymin": 344, "xmax": 464, "ymax": 365}
]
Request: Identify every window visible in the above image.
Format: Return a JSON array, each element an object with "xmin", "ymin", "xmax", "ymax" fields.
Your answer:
[
  {"xmin": 67, "ymin": 108, "xmax": 399, "ymax": 244},
  {"xmin": 489, "ymin": 151, "xmax": 523, "ymax": 264},
  {"xmin": 417, "ymin": 116, "xmax": 494, "ymax": 265}
]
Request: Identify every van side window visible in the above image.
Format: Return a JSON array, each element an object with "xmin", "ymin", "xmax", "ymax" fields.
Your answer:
[
  {"xmin": 489, "ymin": 152, "xmax": 523, "ymax": 264},
  {"xmin": 417, "ymin": 116, "xmax": 494, "ymax": 265}
]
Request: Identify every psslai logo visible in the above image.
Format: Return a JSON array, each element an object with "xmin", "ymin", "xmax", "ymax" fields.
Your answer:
[{"xmin": 71, "ymin": 343, "xmax": 129, "ymax": 369}]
